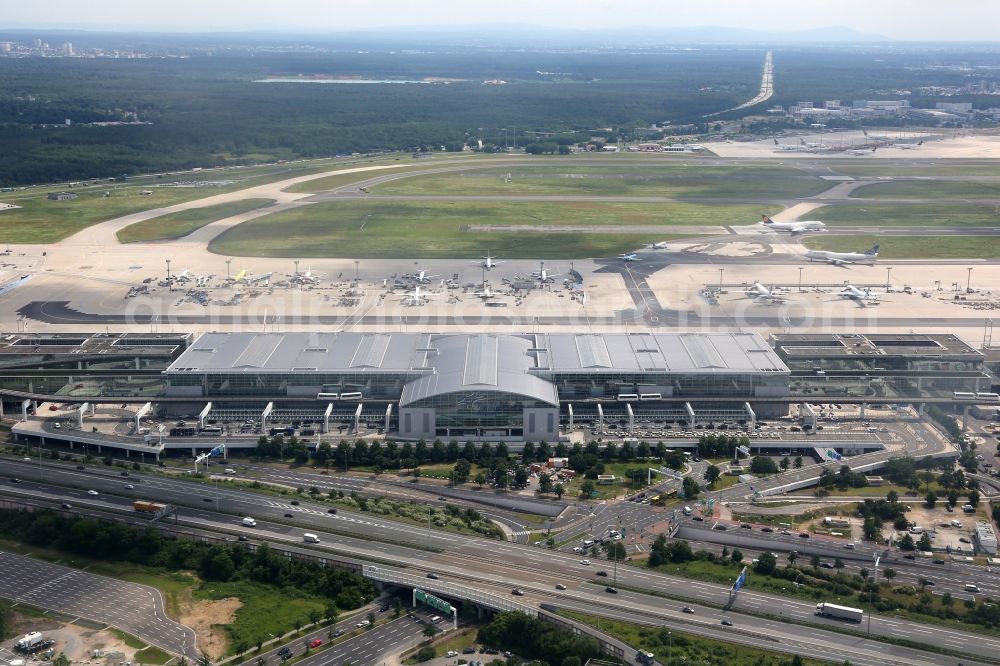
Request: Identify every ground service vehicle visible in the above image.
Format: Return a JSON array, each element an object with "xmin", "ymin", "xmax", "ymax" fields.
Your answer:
[
  {"xmin": 303, "ymin": 533, "xmax": 320, "ymax": 543},
  {"xmin": 636, "ymin": 651, "xmax": 655, "ymax": 665},
  {"xmin": 16, "ymin": 633, "xmax": 43, "ymax": 651},
  {"xmin": 815, "ymin": 602, "xmax": 863, "ymax": 622},
  {"xmin": 133, "ymin": 500, "xmax": 166, "ymax": 514},
  {"xmin": 242, "ymin": 517, "xmax": 257, "ymax": 527}
]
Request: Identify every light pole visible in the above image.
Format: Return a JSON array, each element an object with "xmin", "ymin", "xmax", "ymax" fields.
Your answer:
[
  {"xmin": 355, "ymin": 260, "xmax": 360, "ymax": 282},
  {"xmin": 668, "ymin": 630, "xmax": 672, "ymax": 664},
  {"xmin": 868, "ymin": 553, "xmax": 880, "ymax": 635},
  {"xmin": 967, "ymin": 266, "xmax": 973, "ymax": 293},
  {"xmin": 165, "ymin": 259, "xmax": 171, "ymax": 291},
  {"xmin": 718, "ymin": 268, "xmax": 724, "ymax": 291},
  {"xmin": 798, "ymin": 266, "xmax": 803, "ymax": 292},
  {"xmin": 294, "ymin": 260, "xmax": 300, "ymax": 277},
  {"xmin": 885, "ymin": 266, "xmax": 892, "ymax": 292},
  {"xmin": 226, "ymin": 259, "xmax": 231, "ymax": 281}
]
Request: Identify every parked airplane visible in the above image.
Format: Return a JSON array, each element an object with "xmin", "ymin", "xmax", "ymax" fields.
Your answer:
[
  {"xmin": 743, "ymin": 282, "xmax": 787, "ymax": 303},
  {"xmin": 805, "ymin": 244, "xmax": 880, "ymax": 266},
  {"xmin": 475, "ymin": 253, "xmax": 503, "ymax": 270},
  {"xmin": 649, "ymin": 241, "xmax": 669, "ymax": 249},
  {"xmin": 893, "ymin": 140, "xmax": 924, "ymax": 150},
  {"xmin": 619, "ymin": 252, "xmax": 640, "ymax": 262},
  {"xmin": 800, "ymin": 138, "xmax": 829, "ymax": 151},
  {"xmin": 229, "ymin": 268, "xmax": 273, "ymax": 285},
  {"xmin": 839, "ymin": 284, "xmax": 880, "ymax": 306},
  {"xmin": 532, "ymin": 262, "xmax": 561, "ymax": 282},
  {"xmin": 773, "ymin": 138, "xmax": 806, "ymax": 152},
  {"xmin": 847, "ymin": 146, "xmax": 877, "ymax": 156},
  {"xmin": 289, "ymin": 267, "xmax": 325, "ymax": 285},
  {"xmin": 474, "ymin": 283, "xmax": 498, "ymax": 299},
  {"xmin": 401, "ymin": 286, "xmax": 431, "ymax": 305},
  {"xmin": 408, "ymin": 268, "xmax": 439, "ymax": 283},
  {"xmin": 172, "ymin": 269, "xmax": 194, "ymax": 283},
  {"xmin": 761, "ymin": 214, "xmax": 826, "ymax": 234}
]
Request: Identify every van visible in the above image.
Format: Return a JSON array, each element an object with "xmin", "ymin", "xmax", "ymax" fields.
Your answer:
[
  {"xmin": 583, "ymin": 539, "xmax": 594, "ymax": 547},
  {"xmin": 242, "ymin": 517, "xmax": 257, "ymax": 527},
  {"xmin": 683, "ymin": 506, "xmax": 692, "ymax": 516},
  {"xmin": 951, "ymin": 520, "xmax": 963, "ymax": 528},
  {"xmin": 966, "ymin": 584, "xmax": 980, "ymax": 593},
  {"xmin": 430, "ymin": 615, "xmax": 442, "ymax": 624},
  {"xmin": 303, "ymin": 533, "xmax": 320, "ymax": 543},
  {"xmin": 224, "ymin": 468, "xmax": 236, "ymax": 475},
  {"xmin": 908, "ymin": 526, "xmax": 923, "ymax": 534}
]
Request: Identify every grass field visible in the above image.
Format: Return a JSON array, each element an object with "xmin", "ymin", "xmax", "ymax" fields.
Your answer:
[
  {"xmin": 804, "ymin": 235, "xmax": 1000, "ymax": 259},
  {"xmin": 851, "ymin": 181, "xmax": 1000, "ymax": 199},
  {"xmin": 116, "ymin": 198, "xmax": 275, "ymax": 242},
  {"xmin": 0, "ymin": 157, "xmax": 382, "ymax": 243},
  {"xmin": 831, "ymin": 162, "xmax": 1000, "ymax": 178},
  {"xmin": 194, "ymin": 580, "xmax": 327, "ymax": 653},
  {"xmin": 559, "ymin": 610, "xmax": 838, "ymax": 666},
  {"xmin": 819, "ymin": 203, "xmax": 1000, "ymax": 227},
  {"xmin": 209, "ymin": 200, "xmax": 775, "ymax": 258},
  {"xmin": 283, "ymin": 162, "xmax": 442, "ymax": 194},
  {"xmin": 373, "ymin": 165, "xmax": 831, "ymax": 199}
]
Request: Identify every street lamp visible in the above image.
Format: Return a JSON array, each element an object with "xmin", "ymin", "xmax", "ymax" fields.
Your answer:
[
  {"xmin": 294, "ymin": 260, "xmax": 300, "ymax": 277},
  {"xmin": 355, "ymin": 260, "xmax": 360, "ymax": 282},
  {"xmin": 885, "ymin": 267, "xmax": 892, "ymax": 291},
  {"xmin": 967, "ymin": 266, "xmax": 974, "ymax": 293},
  {"xmin": 718, "ymin": 268, "xmax": 724, "ymax": 291},
  {"xmin": 165, "ymin": 259, "xmax": 171, "ymax": 291},
  {"xmin": 798, "ymin": 267, "xmax": 803, "ymax": 292},
  {"xmin": 225, "ymin": 259, "xmax": 231, "ymax": 281},
  {"xmin": 668, "ymin": 630, "xmax": 672, "ymax": 664}
]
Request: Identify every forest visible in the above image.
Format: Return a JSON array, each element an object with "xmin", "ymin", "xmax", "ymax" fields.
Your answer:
[{"xmin": 0, "ymin": 37, "xmax": 993, "ymax": 186}]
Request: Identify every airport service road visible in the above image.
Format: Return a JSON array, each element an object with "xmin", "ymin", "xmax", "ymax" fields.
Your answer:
[
  {"xmin": 7, "ymin": 462, "xmax": 1000, "ymax": 663},
  {"xmin": 0, "ymin": 551, "xmax": 197, "ymax": 658}
]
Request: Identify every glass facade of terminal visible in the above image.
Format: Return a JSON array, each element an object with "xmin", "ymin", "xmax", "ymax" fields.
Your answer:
[
  {"xmin": 541, "ymin": 370, "xmax": 788, "ymax": 400},
  {"xmin": 166, "ymin": 371, "xmax": 422, "ymax": 399},
  {"xmin": 404, "ymin": 390, "xmax": 552, "ymax": 430}
]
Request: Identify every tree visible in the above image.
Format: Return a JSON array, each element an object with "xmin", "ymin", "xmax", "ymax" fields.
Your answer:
[
  {"xmin": 538, "ymin": 474, "xmax": 553, "ymax": 494},
  {"xmin": 925, "ymin": 491, "xmax": 937, "ymax": 509},
  {"xmin": 942, "ymin": 591, "xmax": 954, "ymax": 607},
  {"xmin": 414, "ymin": 646, "xmax": 436, "ymax": 662},
  {"xmin": 750, "ymin": 456, "xmax": 779, "ymax": 475},
  {"xmin": 53, "ymin": 654, "xmax": 70, "ymax": 666},
  {"xmin": 422, "ymin": 624, "xmax": 438, "ymax": 638},
  {"xmin": 579, "ymin": 480, "xmax": 596, "ymax": 499},
  {"xmin": 918, "ymin": 532, "xmax": 932, "ymax": 551},
  {"xmin": 366, "ymin": 611, "xmax": 375, "ymax": 628},
  {"xmin": 886, "ymin": 490, "xmax": 899, "ymax": 503},
  {"xmin": 780, "ymin": 456, "xmax": 790, "ymax": 471},
  {"xmin": 234, "ymin": 642, "xmax": 248, "ymax": 658},
  {"xmin": 884, "ymin": 568, "xmax": 896, "ymax": 581},
  {"xmin": 704, "ymin": 465, "xmax": 721, "ymax": 486},
  {"xmin": 794, "ymin": 456, "xmax": 803, "ymax": 469},
  {"xmin": 810, "ymin": 554, "xmax": 821, "ymax": 570},
  {"xmin": 787, "ymin": 551, "xmax": 798, "ymax": 566},
  {"xmin": 969, "ymin": 490, "xmax": 981, "ymax": 506},
  {"xmin": 899, "ymin": 533, "xmax": 915, "ymax": 551},
  {"xmin": 731, "ymin": 548, "xmax": 743, "ymax": 563},
  {"xmin": 682, "ymin": 476, "xmax": 700, "ymax": 500},
  {"xmin": 393, "ymin": 597, "xmax": 403, "ymax": 617},
  {"xmin": 554, "ymin": 484, "xmax": 565, "ymax": 499},
  {"xmin": 325, "ymin": 601, "xmax": 339, "ymax": 624},
  {"xmin": 754, "ymin": 551, "xmax": 777, "ymax": 575},
  {"xmin": 834, "ymin": 558, "xmax": 844, "ymax": 571},
  {"xmin": 948, "ymin": 490, "xmax": 960, "ymax": 509}
]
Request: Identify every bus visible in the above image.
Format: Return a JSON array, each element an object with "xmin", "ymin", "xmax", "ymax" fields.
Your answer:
[
  {"xmin": 976, "ymin": 392, "xmax": 1000, "ymax": 402},
  {"xmin": 339, "ymin": 392, "xmax": 363, "ymax": 401},
  {"xmin": 953, "ymin": 392, "xmax": 976, "ymax": 400},
  {"xmin": 639, "ymin": 393, "xmax": 662, "ymax": 401},
  {"xmin": 317, "ymin": 392, "xmax": 339, "ymax": 400},
  {"xmin": 616, "ymin": 393, "xmax": 639, "ymax": 402},
  {"xmin": 200, "ymin": 426, "xmax": 223, "ymax": 436}
]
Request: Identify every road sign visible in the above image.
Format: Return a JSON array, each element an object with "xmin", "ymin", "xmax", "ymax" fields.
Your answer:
[
  {"xmin": 415, "ymin": 589, "xmax": 454, "ymax": 615},
  {"xmin": 737, "ymin": 446, "xmax": 751, "ymax": 457},
  {"xmin": 732, "ymin": 565, "xmax": 748, "ymax": 593}
]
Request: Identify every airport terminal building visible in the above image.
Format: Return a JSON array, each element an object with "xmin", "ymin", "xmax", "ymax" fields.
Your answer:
[{"xmin": 163, "ymin": 331, "xmax": 791, "ymax": 440}]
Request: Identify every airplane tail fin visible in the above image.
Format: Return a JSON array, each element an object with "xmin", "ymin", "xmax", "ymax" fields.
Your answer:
[
  {"xmin": 773, "ymin": 139, "xmax": 778, "ymax": 145},
  {"xmin": 872, "ymin": 146, "xmax": 877, "ymax": 153},
  {"xmin": 862, "ymin": 129, "xmax": 869, "ymax": 137},
  {"xmin": 761, "ymin": 214, "xmax": 773, "ymax": 224},
  {"xmin": 799, "ymin": 138, "xmax": 806, "ymax": 145},
  {"xmin": 865, "ymin": 244, "xmax": 880, "ymax": 256}
]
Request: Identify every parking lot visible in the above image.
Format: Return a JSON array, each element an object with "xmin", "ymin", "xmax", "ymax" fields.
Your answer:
[{"xmin": 0, "ymin": 551, "xmax": 198, "ymax": 659}]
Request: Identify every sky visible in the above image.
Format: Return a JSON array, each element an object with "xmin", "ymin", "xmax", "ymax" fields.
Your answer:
[{"xmin": 4, "ymin": 0, "xmax": 1000, "ymax": 41}]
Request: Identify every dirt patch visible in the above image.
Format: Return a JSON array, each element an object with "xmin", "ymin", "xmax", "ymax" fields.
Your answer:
[
  {"xmin": 2, "ymin": 618, "xmax": 138, "ymax": 664},
  {"xmin": 177, "ymin": 595, "xmax": 241, "ymax": 659}
]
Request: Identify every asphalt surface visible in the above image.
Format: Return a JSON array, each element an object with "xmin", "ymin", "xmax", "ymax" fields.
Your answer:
[
  {"xmin": 0, "ymin": 550, "xmax": 198, "ymax": 658},
  {"xmin": 5, "ymin": 459, "xmax": 1000, "ymax": 666}
]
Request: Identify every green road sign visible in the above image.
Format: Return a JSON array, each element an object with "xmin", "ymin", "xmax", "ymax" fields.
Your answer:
[{"xmin": 415, "ymin": 589, "xmax": 454, "ymax": 614}]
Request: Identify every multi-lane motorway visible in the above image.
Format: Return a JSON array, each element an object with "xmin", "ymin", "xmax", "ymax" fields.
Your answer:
[{"xmin": 3, "ymin": 458, "xmax": 1000, "ymax": 666}]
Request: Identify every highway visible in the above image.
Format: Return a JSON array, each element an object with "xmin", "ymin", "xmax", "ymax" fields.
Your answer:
[{"xmin": 3, "ymin": 459, "xmax": 1000, "ymax": 665}]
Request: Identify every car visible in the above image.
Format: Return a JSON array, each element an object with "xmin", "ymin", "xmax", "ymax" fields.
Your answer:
[
  {"xmin": 596, "ymin": 570, "xmax": 608, "ymax": 577},
  {"xmin": 203, "ymin": 497, "xmax": 212, "ymax": 502},
  {"xmin": 682, "ymin": 606, "xmax": 694, "ymax": 614},
  {"xmin": 426, "ymin": 572, "xmax": 439, "ymax": 579},
  {"xmin": 721, "ymin": 617, "xmax": 733, "ymax": 626},
  {"xmin": 946, "ymin": 505, "xmax": 955, "ymax": 512},
  {"xmin": 87, "ymin": 490, "xmax": 98, "ymax": 495},
  {"xmin": 820, "ymin": 562, "xmax": 834, "ymax": 569},
  {"xmin": 309, "ymin": 639, "xmax": 322, "ymax": 649},
  {"xmin": 555, "ymin": 583, "xmax": 567, "ymax": 590},
  {"xmin": 356, "ymin": 620, "xmax": 370, "ymax": 628},
  {"xmin": 327, "ymin": 508, "xmax": 338, "ymax": 514},
  {"xmin": 284, "ymin": 513, "xmax": 293, "ymax": 518},
  {"xmin": 125, "ymin": 484, "xmax": 134, "ymax": 489},
  {"xmin": 238, "ymin": 535, "xmax": 249, "ymax": 542},
  {"xmin": 572, "ymin": 546, "xmax": 583, "ymax": 553},
  {"xmin": 960, "ymin": 537, "xmax": 972, "ymax": 544},
  {"xmin": 692, "ymin": 516, "xmax": 704, "ymax": 522},
  {"xmin": 740, "ymin": 524, "xmax": 752, "ymax": 530},
  {"xmin": 799, "ymin": 532, "xmax": 810, "ymax": 539},
  {"xmin": 580, "ymin": 559, "xmax": 590, "ymax": 566},
  {"xmin": 10, "ymin": 478, "xmax": 20, "ymax": 484},
  {"xmin": 61, "ymin": 503, "xmax": 72, "ymax": 510},
  {"xmin": 511, "ymin": 588, "xmax": 524, "ymax": 596},
  {"xmin": 75, "ymin": 465, "xmax": 85, "ymax": 470},
  {"xmin": 120, "ymin": 471, "xmax": 130, "ymax": 476},
  {"xmin": 714, "ymin": 524, "xmax": 728, "ymax": 531},
  {"xmin": 761, "ymin": 527, "xmax": 774, "ymax": 533},
  {"xmin": 933, "ymin": 559, "xmax": 946, "ymax": 565},
  {"xmin": 903, "ymin": 553, "xmax": 916, "ymax": 560},
  {"xmin": 924, "ymin": 580, "xmax": 935, "ymax": 586},
  {"xmin": 333, "ymin": 629, "xmax": 344, "ymax": 637},
  {"xmin": 290, "ymin": 500, "xmax": 300, "ymax": 506},
  {"xmin": 605, "ymin": 586, "xmax": 618, "ymax": 594},
  {"xmin": 446, "ymin": 651, "xmax": 458, "ymax": 658},
  {"xmin": 462, "ymin": 647, "xmax": 476, "ymax": 654}
]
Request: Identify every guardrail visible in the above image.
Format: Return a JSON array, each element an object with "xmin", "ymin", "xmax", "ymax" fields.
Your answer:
[{"xmin": 363, "ymin": 565, "xmax": 537, "ymax": 617}]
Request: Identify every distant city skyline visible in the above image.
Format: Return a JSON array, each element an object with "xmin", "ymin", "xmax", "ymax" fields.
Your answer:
[{"xmin": 3, "ymin": 0, "xmax": 1000, "ymax": 42}]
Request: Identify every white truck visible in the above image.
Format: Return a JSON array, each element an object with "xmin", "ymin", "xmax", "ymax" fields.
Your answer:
[
  {"xmin": 16, "ymin": 632, "xmax": 44, "ymax": 652},
  {"xmin": 815, "ymin": 602, "xmax": 863, "ymax": 623},
  {"xmin": 242, "ymin": 517, "xmax": 257, "ymax": 527}
]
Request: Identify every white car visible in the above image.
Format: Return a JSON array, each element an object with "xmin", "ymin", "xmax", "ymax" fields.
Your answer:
[
  {"xmin": 125, "ymin": 484, "xmax": 134, "ymax": 489},
  {"xmin": 446, "ymin": 651, "xmax": 458, "ymax": 657},
  {"xmin": 580, "ymin": 559, "xmax": 591, "ymax": 566},
  {"xmin": 356, "ymin": 620, "xmax": 370, "ymax": 628},
  {"xmin": 87, "ymin": 490, "xmax": 98, "ymax": 496}
]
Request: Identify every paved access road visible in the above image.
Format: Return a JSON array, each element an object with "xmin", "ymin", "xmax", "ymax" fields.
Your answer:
[
  {"xmin": 287, "ymin": 615, "xmax": 425, "ymax": 666},
  {"xmin": 0, "ymin": 551, "xmax": 198, "ymax": 658}
]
